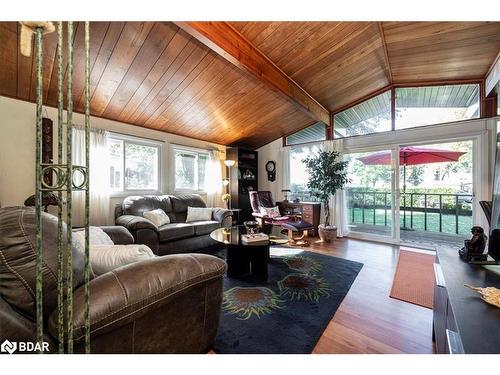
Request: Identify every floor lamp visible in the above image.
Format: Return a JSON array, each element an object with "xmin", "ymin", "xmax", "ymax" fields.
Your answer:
[{"xmin": 224, "ymin": 160, "xmax": 235, "ymax": 209}]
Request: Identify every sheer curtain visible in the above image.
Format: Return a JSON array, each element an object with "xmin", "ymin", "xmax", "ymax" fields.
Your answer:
[
  {"xmin": 279, "ymin": 145, "xmax": 290, "ymax": 199},
  {"xmin": 205, "ymin": 149, "xmax": 223, "ymax": 208},
  {"xmin": 72, "ymin": 126, "xmax": 110, "ymax": 226},
  {"xmin": 323, "ymin": 139, "xmax": 349, "ymax": 237}
]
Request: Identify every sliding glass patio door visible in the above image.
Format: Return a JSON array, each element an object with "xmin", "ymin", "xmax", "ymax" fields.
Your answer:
[
  {"xmin": 344, "ymin": 147, "xmax": 400, "ymax": 241},
  {"xmin": 344, "ymin": 139, "xmax": 474, "ymax": 247},
  {"xmin": 398, "ymin": 140, "xmax": 473, "ymax": 248}
]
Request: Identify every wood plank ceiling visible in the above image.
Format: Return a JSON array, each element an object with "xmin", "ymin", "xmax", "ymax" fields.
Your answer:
[
  {"xmin": 231, "ymin": 21, "xmax": 500, "ymax": 114},
  {"xmin": 0, "ymin": 21, "xmax": 499, "ymax": 148},
  {"xmin": 0, "ymin": 21, "xmax": 313, "ymax": 149}
]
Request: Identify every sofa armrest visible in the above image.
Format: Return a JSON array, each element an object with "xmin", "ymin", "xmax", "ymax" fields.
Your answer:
[
  {"xmin": 212, "ymin": 208, "xmax": 232, "ymax": 225},
  {"xmin": 116, "ymin": 215, "xmax": 157, "ymax": 232},
  {"xmin": 100, "ymin": 226, "xmax": 134, "ymax": 245},
  {"xmin": 48, "ymin": 254, "xmax": 227, "ymax": 349}
]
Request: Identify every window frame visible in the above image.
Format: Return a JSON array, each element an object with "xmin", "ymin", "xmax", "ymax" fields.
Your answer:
[
  {"xmin": 171, "ymin": 144, "xmax": 211, "ymax": 194},
  {"xmin": 284, "ymin": 121, "xmax": 328, "ymax": 147},
  {"xmin": 108, "ymin": 132, "xmax": 163, "ymax": 197},
  {"xmin": 288, "ymin": 142, "xmax": 323, "ymax": 202},
  {"xmin": 327, "ymin": 80, "xmax": 484, "ymax": 142},
  {"xmin": 394, "ymin": 84, "xmax": 480, "ymax": 130},
  {"xmin": 333, "ymin": 89, "xmax": 393, "ymax": 139}
]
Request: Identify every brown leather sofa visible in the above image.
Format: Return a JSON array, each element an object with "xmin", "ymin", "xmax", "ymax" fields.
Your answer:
[
  {"xmin": 115, "ymin": 194, "xmax": 232, "ymax": 256},
  {"xmin": 0, "ymin": 206, "xmax": 226, "ymax": 354}
]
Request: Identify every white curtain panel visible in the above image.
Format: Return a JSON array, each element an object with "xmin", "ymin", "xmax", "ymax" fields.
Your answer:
[
  {"xmin": 279, "ymin": 145, "xmax": 290, "ymax": 197},
  {"xmin": 72, "ymin": 126, "xmax": 110, "ymax": 226},
  {"xmin": 323, "ymin": 139, "xmax": 349, "ymax": 237},
  {"xmin": 206, "ymin": 149, "xmax": 223, "ymax": 208}
]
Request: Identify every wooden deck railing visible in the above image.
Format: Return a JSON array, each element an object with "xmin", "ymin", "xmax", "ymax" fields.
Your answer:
[{"xmin": 347, "ymin": 190, "xmax": 473, "ymax": 235}]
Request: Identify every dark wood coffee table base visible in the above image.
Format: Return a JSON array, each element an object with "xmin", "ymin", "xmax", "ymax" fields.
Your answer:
[{"xmin": 226, "ymin": 243, "xmax": 270, "ymax": 281}]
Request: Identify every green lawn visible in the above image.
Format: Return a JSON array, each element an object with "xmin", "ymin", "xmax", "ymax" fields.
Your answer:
[{"xmin": 348, "ymin": 208, "xmax": 471, "ymax": 236}]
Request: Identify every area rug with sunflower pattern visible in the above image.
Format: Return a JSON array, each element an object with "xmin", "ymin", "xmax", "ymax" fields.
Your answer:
[{"xmin": 213, "ymin": 248, "xmax": 363, "ymax": 354}]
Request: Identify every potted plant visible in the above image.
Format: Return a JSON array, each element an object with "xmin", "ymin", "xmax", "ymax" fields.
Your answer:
[{"xmin": 302, "ymin": 150, "xmax": 350, "ymax": 242}]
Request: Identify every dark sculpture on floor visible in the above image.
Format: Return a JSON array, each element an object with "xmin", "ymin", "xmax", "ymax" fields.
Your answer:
[{"xmin": 459, "ymin": 226, "xmax": 488, "ymax": 261}]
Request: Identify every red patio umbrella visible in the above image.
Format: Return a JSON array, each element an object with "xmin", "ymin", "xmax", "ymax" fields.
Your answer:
[{"xmin": 357, "ymin": 146, "xmax": 466, "ymax": 191}]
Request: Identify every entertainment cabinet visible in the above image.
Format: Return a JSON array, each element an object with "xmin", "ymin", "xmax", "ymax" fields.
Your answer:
[{"xmin": 433, "ymin": 247, "xmax": 500, "ymax": 354}]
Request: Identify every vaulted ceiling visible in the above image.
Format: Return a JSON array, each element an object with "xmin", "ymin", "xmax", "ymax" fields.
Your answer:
[
  {"xmin": 231, "ymin": 21, "xmax": 500, "ymax": 113},
  {"xmin": 0, "ymin": 21, "xmax": 499, "ymax": 148}
]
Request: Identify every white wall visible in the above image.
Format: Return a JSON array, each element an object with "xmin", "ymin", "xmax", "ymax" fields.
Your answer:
[
  {"xmin": 0, "ymin": 96, "xmax": 226, "ymax": 223},
  {"xmin": 256, "ymin": 138, "xmax": 285, "ymax": 202}
]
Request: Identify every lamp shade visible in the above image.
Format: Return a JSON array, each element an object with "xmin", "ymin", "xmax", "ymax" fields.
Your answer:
[{"xmin": 224, "ymin": 160, "xmax": 235, "ymax": 167}]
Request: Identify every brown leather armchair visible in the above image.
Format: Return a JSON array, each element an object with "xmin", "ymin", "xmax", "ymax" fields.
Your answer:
[
  {"xmin": 249, "ymin": 191, "xmax": 289, "ymax": 226},
  {"xmin": 0, "ymin": 206, "xmax": 226, "ymax": 354}
]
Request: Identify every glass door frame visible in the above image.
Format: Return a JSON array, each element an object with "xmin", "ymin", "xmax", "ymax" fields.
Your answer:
[
  {"xmin": 341, "ymin": 117, "xmax": 494, "ymax": 247},
  {"xmin": 345, "ymin": 145, "xmax": 401, "ymax": 244},
  {"xmin": 397, "ymin": 136, "xmax": 478, "ymax": 249},
  {"xmin": 347, "ymin": 136, "xmax": 482, "ymax": 247}
]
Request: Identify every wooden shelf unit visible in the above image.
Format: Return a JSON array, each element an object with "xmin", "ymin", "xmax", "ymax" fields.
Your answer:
[{"xmin": 226, "ymin": 147, "xmax": 258, "ymax": 223}]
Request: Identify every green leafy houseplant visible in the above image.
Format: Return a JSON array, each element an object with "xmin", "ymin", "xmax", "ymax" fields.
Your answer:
[{"xmin": 302, "ymin": 150, "xmax": 350, "ymax": 236}]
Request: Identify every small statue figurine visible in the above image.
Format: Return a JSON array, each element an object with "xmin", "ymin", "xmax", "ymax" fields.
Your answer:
[{"xmin": 459, "ymin": 226, "xmax": 487, "ymax": 261}]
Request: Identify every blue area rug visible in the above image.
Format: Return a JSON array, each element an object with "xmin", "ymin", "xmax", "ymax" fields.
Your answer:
[{"xmin": 213, "ymin": 248, "xmax": 363, "ymax": 354}]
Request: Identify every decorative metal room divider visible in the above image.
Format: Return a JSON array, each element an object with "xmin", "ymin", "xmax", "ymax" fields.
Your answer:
[{"xmin": 21, "ymin": 21, "xmax": 91, "ymax": 354}]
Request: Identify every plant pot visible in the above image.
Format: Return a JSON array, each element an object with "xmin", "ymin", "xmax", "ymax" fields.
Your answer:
[{"xmin": 318, "ymin": 224, "xmax": 337, "ymax": 243}]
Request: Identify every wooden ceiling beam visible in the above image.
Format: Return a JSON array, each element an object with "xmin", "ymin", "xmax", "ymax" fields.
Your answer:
[
  {"xmin": 485, "ymin": 51, "xmax": 500, "ymax": 96},
  {"xmin": 174, "ymin": 21, "xmax": 331, "ymax": 126}
]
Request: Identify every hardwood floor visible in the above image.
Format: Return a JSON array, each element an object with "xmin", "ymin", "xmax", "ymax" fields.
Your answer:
[{"xmin": 303, "ymin": 237, "xmax": 434, "ymax": 354}]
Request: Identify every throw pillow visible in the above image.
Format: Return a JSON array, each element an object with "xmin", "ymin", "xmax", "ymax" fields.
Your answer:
[
  {"xmin": 143, "ymin": 208, "xmax": 170, "ymax": 227},
  {"xmin": 89, "ymin": 244, "xmax": 156, "ymax": 276},
  {"xmin": 259, "ymin": 206, "xmax": 281, "ymax": 218},
  {"xmin": 73, "ymin": 226, "xmax": 114, "ymax": 249},
  {"xmin": 185, "ymin": 206, "xmax": 212, "ymax": 222}
]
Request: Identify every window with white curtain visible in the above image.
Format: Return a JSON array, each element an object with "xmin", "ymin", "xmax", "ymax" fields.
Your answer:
[
  {"xmin": 288, "ymin": 143, "xmax": 322, "ymax": 202},
  {"xmin": 108, "ymin": 134, "xmax": 161, "ymax": 194},
  {"xmin": 172, "ymin": 146, "xmax": 209, "ymax": 192}
]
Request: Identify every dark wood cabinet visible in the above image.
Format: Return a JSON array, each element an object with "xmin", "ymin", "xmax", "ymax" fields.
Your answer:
[
  {"xmin": 226, "ymin": 147, "xmax": 258, "ymax": 223},
  {"xmin": 432, "ymin": 262, "xmax": 449, "ymax": 354},
  {"xmin": 277, "ymin": 201, "xmax": 321, "ymax": 235},
  {"xmin": 433, "ymin": 247, "xmax": 500, "ymax": 354}
]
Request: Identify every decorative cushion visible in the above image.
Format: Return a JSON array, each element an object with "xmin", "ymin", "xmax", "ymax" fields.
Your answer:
[
  {"xmin": 158, "ymin": 223, "xmax": 195, "ymax": 242},
  {"xmin": 259, "ymin": 206, "xmax": 281, "ymax": 219},
  {"xmin": 73, "ymin": 226, "xmax": 114, "ymax": 247},
  {"xmin": 143, "ymin": 208, "xmax": 170, "ymax": 228},
  {"xmin": 171, "ymin": 194, "xmax": 206, "ymax": 222},
  {"xmin": 191, "ymin": 220, "xmax": 221, "ymax": 236},
  {"xmin": 185, "ymin": 207, "xmax": 212, "ymax": 223},
  {"xmin": 89, "ymin": 244, "xmax": 155, "ymax": 276}
]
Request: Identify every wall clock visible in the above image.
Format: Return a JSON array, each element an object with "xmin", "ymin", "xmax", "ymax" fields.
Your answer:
[{"xmin": 266, "ymin": 161, "xmax": 276, "ymax": 182}]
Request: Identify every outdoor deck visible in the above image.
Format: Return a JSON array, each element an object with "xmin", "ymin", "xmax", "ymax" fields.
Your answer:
[{"xmin": 348, "ymin": 223, "xmax": 465, "ymax": 250}]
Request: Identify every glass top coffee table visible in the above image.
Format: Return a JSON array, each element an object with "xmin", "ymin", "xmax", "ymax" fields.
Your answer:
[{"xmin": 210, "ymin": 225, "xmax": 288, "ymax": 281}]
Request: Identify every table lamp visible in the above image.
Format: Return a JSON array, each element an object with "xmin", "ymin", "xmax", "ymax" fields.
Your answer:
[{"xmin": 282, "ymin": 189, "xmax": 291, "ymax": 202}]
